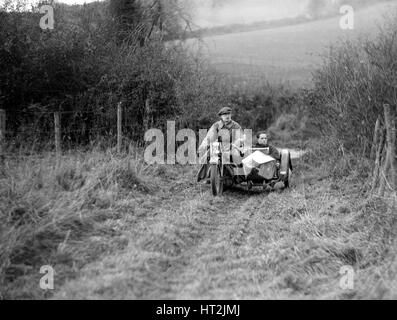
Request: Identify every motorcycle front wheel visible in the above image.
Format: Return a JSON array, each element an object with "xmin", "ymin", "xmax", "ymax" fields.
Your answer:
[{"xmin": 210, "ymin": 164, "xmax": 223, "ymax": 196}]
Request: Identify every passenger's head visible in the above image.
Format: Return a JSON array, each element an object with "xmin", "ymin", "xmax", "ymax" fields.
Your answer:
[{"xmin": 256, "ymin": 131, "xmax": 269, "ymax": 146}]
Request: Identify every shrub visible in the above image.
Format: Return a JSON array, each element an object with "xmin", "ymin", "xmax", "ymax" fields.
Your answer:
[{"xmin": 309, "ymin": 11, "xmax": 397, "ymax": 156}]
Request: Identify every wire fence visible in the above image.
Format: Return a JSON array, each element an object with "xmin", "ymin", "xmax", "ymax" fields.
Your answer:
[
  {"xmin": 0, "ymin": 104, "xmax": 144, "ymax": 158},
  {"xmin": 0, "ymin": 57, "xmax": 306, "ymax": 160}
]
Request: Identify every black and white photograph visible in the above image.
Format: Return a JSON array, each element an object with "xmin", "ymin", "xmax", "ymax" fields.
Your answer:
[{"xmin": 0, "ymin": 0, "xmax": 396, "ymax": 302}]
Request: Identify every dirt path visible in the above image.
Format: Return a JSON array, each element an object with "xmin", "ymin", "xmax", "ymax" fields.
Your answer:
[
  {"xmin": 54, "ymin": 157, "xmax": 308, "ymax": 299},
  {"xmin": 54, "ymin": 175, "xmax": 264, "ymax": 299},
  {"xmin": 53, "ymin": 155, "xmax": 378, "ymax": 299}
]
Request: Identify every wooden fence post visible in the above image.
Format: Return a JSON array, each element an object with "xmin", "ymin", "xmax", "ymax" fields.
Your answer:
[
  {"xmin": 0, "ymin": 110, "xmax": 5, "ymax": 146},
  {"xmin": 371, "ymin": 116, "xmax": 381, "ymax": 160},
  {"xmin": 385, "ymin": 105, "xmax": 396, "ymax": 192},
  {"xmin": 117, "ymin": 102, "xmax": 122, "ymax": 154},
  {"xmin": 379, "ymin": 104, "xmax": 396, "ymax": 195},
  {"xmin": 54, "ymin": 112, "xmax": 61, "ymax": 157},
  {"xmin": 144, "ymin": 98, "xmax": 150, "ymax": 133},
  {"xmin": 391, "ymin": 108, "xmax": 396, "ymax": 192},
  {"xmin": 0, "ymin": 110, "xmax": 5, "ymax": 165},
  {"xmin": 371, "ymin": 128, "xmax": 386, "ymax": 193}
]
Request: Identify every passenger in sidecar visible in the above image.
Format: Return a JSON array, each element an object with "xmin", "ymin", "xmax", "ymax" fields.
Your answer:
[
  {"xmin": 254, "ymin": 131, "xmax": 281, "ymax": 162},
  {"xmin": 241, "ymin": 131, "xmax": 293, "ymax": 190}
]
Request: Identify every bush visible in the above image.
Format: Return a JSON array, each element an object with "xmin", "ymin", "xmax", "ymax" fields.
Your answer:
[
  {"xmin": 309, "ymin": 11, "xmax": 397, "ymax": 156},
  {"xmin": 0, "ymin": 1, "xmax": 226, "ymax": 146}
]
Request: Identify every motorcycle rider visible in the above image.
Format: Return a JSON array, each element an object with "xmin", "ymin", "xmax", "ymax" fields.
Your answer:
[{"xmin": 197, "ymin": 106, "xmax": 245, "ymax": 182}]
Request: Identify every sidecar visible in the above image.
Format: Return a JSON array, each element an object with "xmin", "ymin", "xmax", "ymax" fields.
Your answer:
[{"xmin": 197, "ymin": 143, "xmax": 293, "ymax": 196}]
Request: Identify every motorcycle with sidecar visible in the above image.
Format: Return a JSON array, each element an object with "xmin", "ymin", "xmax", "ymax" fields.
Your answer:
[{"xmin": 197, "ymin": 141, "xmax": 293, "ymax": 196}]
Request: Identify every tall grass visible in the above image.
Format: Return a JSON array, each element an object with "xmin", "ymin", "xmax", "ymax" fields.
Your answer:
[{"xmin": 0, "ymin": 147, "xmax": 157, "ymax": 299}]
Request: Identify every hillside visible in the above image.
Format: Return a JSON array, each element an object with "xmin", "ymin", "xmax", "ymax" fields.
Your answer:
[{"xmin": 186, "ymin": 1, "xmax": 397, "ymax": 88}]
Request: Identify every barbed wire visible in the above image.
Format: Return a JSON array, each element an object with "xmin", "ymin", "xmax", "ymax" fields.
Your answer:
[
  {"xmin": 3, "ymin": 127, "xmax": 115, "ymax": 134},
  {"xmin": 63, "ymin": 127, "xmax": 115, "ymax": 134},
  {"xmin": 4, "ymin": 110, "xmax": 104, "ymax": 115},
  {"xmin": 1, "ymin": 106, "xmax": 120, "ymax": 137}
]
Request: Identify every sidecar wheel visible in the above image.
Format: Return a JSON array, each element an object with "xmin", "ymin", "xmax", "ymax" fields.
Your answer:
[
  {"xmin": 210, "ymin": 164, "xmax": 223, "ymax": 196},
  {"xmin": 284, "ymin": 171, "xmax": 290, "ymax": 188}
]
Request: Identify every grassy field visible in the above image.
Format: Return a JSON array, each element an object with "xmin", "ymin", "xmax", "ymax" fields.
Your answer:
[
  {"xmin": 186, "ymin": 1, "xmax": 397, "ymax": 88},
  {"xmin": 1, "ymin": 140, "xmax": 396, "ymax": 299}
]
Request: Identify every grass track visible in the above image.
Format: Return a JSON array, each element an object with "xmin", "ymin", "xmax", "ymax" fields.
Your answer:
[
  {"xmin": 52, "ymin": 156, "xmax": 397, "ymax": 299},
  {"xmin": 2, "ymin": 151, "xmax": 396, "ymax": 299}
]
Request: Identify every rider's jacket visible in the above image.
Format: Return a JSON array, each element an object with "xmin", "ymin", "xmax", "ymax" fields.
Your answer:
[
  {"xmin": 210, "ymin": 120, "xmax": 242, "ymax": 145},
  {"xmin": 198, "ymin": 119, "xmax": 243, "ymax": 153},
  {"xmin": 254, "ymin": 143, "xmax": 281, "ymax": 161},
  {"xmin": 197, "ymin": 119, "xmax": 243, "ymax": 182}
]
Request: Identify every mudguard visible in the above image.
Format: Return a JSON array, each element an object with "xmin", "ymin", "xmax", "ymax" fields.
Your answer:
[
  {"xmin": 279, "ymin": 149, "xmax": 292, "ymax": 181},
  {"xmin": 197, "ymin": 164, "xmax": 209, "ymax": 182}
]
